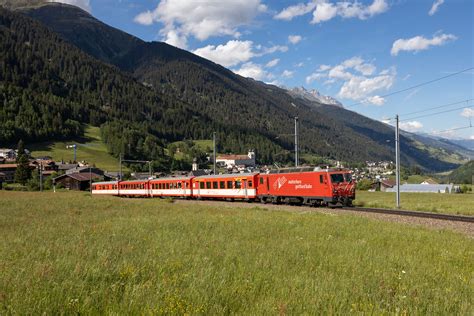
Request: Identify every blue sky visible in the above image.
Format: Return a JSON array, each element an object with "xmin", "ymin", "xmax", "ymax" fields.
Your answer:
[{"xmin": 59, "ymin": 0, "xmax": 473, "ymax": 139}]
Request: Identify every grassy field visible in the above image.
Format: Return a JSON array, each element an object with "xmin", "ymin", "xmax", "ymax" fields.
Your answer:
[
  {"xmin": 355, "ymin": 191, "xmax": 474, "ymax": 215},
  {"xmin": 29, "ymin": 125, "xmax": 122, "ymax": 171},
  {"xmin": 1, "ymin": 191, "xmax": 472, "ymax": 314}
]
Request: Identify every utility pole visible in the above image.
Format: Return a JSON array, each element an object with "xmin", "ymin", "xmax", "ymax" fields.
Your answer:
[
  {"xmin": 148, "ymin": 161, "xmax": 152, "ymax": 178},
  {"xmin": 119, "ymin": 153, "xmax": 122, "ymax": 181},
  {"xmin": 89, "ymin": 166, "xmax": 92, "ymax": 194},
  {"xmin": 39, "ymin": 163, "xmax": 43, "ymax": 192},
  {"xmin": 295, "ymin": 116, "xmax": 299, "ymax": 167},
  {"xmin": 395, "ymin": 114, "xmax": 401, "ymax": 208},
  {"xmin": 213, "ymin": 132, "xmax": 217, "ymax": 175}
]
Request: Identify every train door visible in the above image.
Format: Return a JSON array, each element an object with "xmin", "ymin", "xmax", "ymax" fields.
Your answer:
[
  {"xmin": 243, "ymin": 179, "xmax": 248, "ymax": 199},
  {"xmin": 319, "ymin": 173, "xmax": 330, "ymax": 195}
]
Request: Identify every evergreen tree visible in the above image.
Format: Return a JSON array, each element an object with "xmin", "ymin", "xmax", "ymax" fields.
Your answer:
[
  {"xmin": 16, "ymin": 140, "xmax": 25, "ymax": 161},
  {"xmin": 15, "ymin": 154, "xmax": 31, "ymax": 185}
]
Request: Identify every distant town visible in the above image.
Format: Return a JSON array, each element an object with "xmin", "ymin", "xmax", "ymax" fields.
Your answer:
[{"xmin": 0, "ymin": 144, "xmax": 464, "ymax": 194}]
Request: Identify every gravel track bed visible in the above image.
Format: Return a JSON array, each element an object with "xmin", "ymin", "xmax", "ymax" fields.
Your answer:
[{"xmin": 175, "ymin": 199, "xmax": 474, "ymax": 237}]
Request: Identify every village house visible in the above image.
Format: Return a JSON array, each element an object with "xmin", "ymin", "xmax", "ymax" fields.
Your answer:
[
  {"xmin": 53, "ymin": 172, "xmax": 103, "ymax": 191},
  {"xmin": 216, "ymin": 150, "xmax": 256, "ymax": 169},
  {"xmin": 0, "ymin": 148, "xmax": 16, "ymax": 160}
]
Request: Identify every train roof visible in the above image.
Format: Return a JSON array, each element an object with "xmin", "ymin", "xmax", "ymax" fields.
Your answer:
[
  {"xmin": 93, "ymin": 181, "xmax": 118, "ymax": 185},
  {"xmin": 194, "ymin": 172, "xmax": 258, "ymax": 179},
  {"xmin": 150, "ymin": 176, "xmax": 193, "ymax": 181},
  {"xmin": 268, "ymin": 167, "xmax": 350, "ymax": 174}
]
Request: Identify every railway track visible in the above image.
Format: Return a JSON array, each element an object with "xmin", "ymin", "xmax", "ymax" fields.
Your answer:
[{"xmin": 340, "ymin": 206, "xmax": 474, "ymax": 223}]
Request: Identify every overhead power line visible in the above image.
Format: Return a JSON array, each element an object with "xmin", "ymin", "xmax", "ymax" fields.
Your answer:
[
  {"xmin": 399, "ymin": 98, "xmax": 473, "ymax": 116},
  {"xmin": 400, "ymin": 105, "xmax": 473, "ymax": 122},
  {"xmin": 345, "ymin": 66, "xmax": 474, "ymax": 109}
]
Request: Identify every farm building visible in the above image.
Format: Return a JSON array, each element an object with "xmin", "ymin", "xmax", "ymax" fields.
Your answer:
[
  {"xmin": 386, "ymin": 183, "xmax": 454, "ymax": 193},
  {"xmin": 53, "ymin": 172, "xmax": 103, "ymax": 191}
]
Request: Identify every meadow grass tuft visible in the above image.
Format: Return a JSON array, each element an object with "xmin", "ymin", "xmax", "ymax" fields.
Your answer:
[
  {"xmin": 354, "ymin": 191, "xmax": 474, "ymax": 215},
  {"xmin": 0, "ymin": 191, "xmax": 472, "ymax": 314}
]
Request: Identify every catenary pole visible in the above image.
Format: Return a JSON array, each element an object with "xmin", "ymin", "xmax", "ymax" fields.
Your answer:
[
  {"xmin": 295, "ymin": 116, "xmax": 299, "ymax": 167},
  {"xmin": 395, "ymin": 114, "xmax": 401, "ymax": 208},
  {"xmin": 213, "ymin": 132, "xmax": 216, "ymax": 175}
]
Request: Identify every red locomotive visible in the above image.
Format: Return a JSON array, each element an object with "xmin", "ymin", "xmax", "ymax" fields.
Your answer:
[{"xmin": 92, "ymin": 167, "xmax": 355, "ymax": 207}]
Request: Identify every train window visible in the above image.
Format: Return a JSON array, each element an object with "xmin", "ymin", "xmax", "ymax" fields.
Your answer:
[
  {"xmin": 227, "ymin": 181, "xmax": 233, "ymax": 189},
  {"xmin": 213, "ymin": 181, "xmax": 218, "ymax": 189},
  {"xmin": 219, "ymin": 181, "xmax": 225, "ymax": 189},
  {"xmin": 344, "ymin": 173, "xmax": 352, "ymax": 183},
  {"xmin": 248, "ymin": 180, "xmax": 253, "ymax": 188},
  {"xmin": 320, "ymin": 175, "xmax": 324, "ymax": 183},
  {"xmin": 259, "ymin": 177, "xmax": 264, "ymax": 184},
  {"xmin": 166, "ymin": 183, "xmax": 170, "ymax": 189},
  {"xmin": 177, "ymin": 182, "xmax": 182, "ymax": 189},
  {"xmin": 330, "ymin": 174, "xmax": 345, "ymax": 184},
  {"xmin": 206, "ymin": 182, "xmax": 211, "ymax": 189},
  {"xmin": 235, "ymin": 180, "xmax": 241, "ymax": 189},
  {"xmin": 200, "ymin": 182, "xmax": 205, "ymax": 189}
]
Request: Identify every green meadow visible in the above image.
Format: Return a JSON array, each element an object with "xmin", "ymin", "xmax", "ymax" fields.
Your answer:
[
  {"xmin": 29, "ymin": 125, "xmax": 122, "ymax": 172},
  {"xmin": 0, "ymin": 191, "xmax": 472, "ymax": 314},
  {"xmin": 355, "ymin": 191, "xmax": 474, "ymax": 215}
]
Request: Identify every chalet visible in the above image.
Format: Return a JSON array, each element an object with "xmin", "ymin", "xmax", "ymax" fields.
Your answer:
[
  {"xmin": 372, "ymin": 179, "xmax": 396, "ymax": 192},
  {"xmin": 216, "ymin": 150, "xmax": 256, "ymax": 168},
  {"xmin": 53, "ymin": 172, "xmax": 103, "ymax": 191},
  {"xmin": 0, "ymin": 164, "xmax": 18, "ymax": 183}
]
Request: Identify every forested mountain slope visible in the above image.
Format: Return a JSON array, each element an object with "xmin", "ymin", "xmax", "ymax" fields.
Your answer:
[{"xmin": 0, "ymin": 2, "xmax": 464, "ymax": 171}]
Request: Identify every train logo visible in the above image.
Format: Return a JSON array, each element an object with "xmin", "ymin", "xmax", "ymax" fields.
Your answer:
[{"xmin": 273, "ymin": 176, "xmax": 287, "ymax": 190}]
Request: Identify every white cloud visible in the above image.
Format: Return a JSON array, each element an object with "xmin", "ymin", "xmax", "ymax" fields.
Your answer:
[
  {"xmin": 306, "ymin": 57, "xmax": 396, "ymax": 105},
  {"xmin": 233, "ymin": 62, "xmax": 269, "ymax": 81},
  {"xmin": 470, "ymin": 135, "xmax": 474, "ymax": 140},
  {"xmin": 461, "ymin": 108, "xmax": 474, "ymax": 118},
  {"xmin": 274, "ymin": 2, "xmax": 317, "ymax": 21},
  {"xmin": 429, "ymin": 0, "xmax": 444, "ymax": 16},
  {"xmin": 295, "ymin": 62, "xmax": 305, "ymax": 67},
  {"xmin": 312, "ymin": 2, "xmax": 338, "ymax": 23},
  {"xmin": 282, "ymin": 70, "xmax": 294, "ymax": 78},
  {"xmin": 366, "ymin": 95, "xmax": 385, "ymax": 106},
  {"xmin": 266, "ymin": 58, "xmax": 280, "ymax": 68},
  {"xmin": 391, "ymin": 33, "xmax": 457, "ymax": 56},
  {"xmin": 134, "ymin": 0, "xmax": 265, "ymax": 48},
  {"xmin": 275, "ymin": 0, "xmax": 388, "ymax": 23},
  {"xmin": 164, "ymin": 29, "xmax": 188, "ymax": 49},
  {"xmin": 193, "ymin": 40, "xmax": 255, "ymax": 67},
  {"xmin": 193, "ymin": 40, "xmax": 287, "ymax": 67},
  {"xmin": 49, "ymin": 0, "xmax": 91, "ymax": 12},
  {"xmin": 288, "ymin": 35, "xmax": 302, "ymax": 44},
  {"xmin": 400, "ymin": 121, "xmax": 423, "ymax": 132}
]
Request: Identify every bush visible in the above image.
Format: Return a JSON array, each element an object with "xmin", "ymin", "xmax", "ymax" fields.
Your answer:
[{"xmin": 356, "ymin": 179, "xmax": 373, "ymax": 191}]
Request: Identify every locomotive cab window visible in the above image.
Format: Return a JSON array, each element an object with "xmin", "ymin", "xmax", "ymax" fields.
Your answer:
[
  {"xmin": 330, "ymin": 174, "xmax": 345, "ymax": 183},
  {"xmin": 344, "ymin": 173, "xmax": 352, "ymax": 183}
]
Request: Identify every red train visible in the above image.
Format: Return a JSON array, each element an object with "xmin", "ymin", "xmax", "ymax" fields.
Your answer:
[{"xmin": 92, "ymin": 168, "xmax": 355, "ymax": 207}]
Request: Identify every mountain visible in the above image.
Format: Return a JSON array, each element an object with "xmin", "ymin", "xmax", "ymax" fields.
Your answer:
[
  {"xmin": 0, "ymin": 2, "xmax": 468, "ymax": 171},
  {"xmin": 286, "ymin": 87, "xmax": 343, "ymax": 107},
  {"xmin": 448, "ymin": 139, "xmax": 474, "ymax": 151}
]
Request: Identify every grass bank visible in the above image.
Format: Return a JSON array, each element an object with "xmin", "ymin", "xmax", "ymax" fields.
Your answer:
[
  {"xmin": 355, "ymin": 191, "xmax": 474, "ymax": 215},
  {"xmin": 1, "ymin": 191, "xmax": 472, "ymax": 314}
]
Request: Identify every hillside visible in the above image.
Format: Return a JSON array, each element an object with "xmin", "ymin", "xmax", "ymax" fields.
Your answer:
[
  {"xmin": 0, "ymin": 3, "xmax": 466, "ymax": 171},
  {"xmin": 447, "ymin": 160, "xmax": 474, "ymax": 184},
  {"xmin": 29, "ymin": 126, "xmax": 122, "ymax": 171}
]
